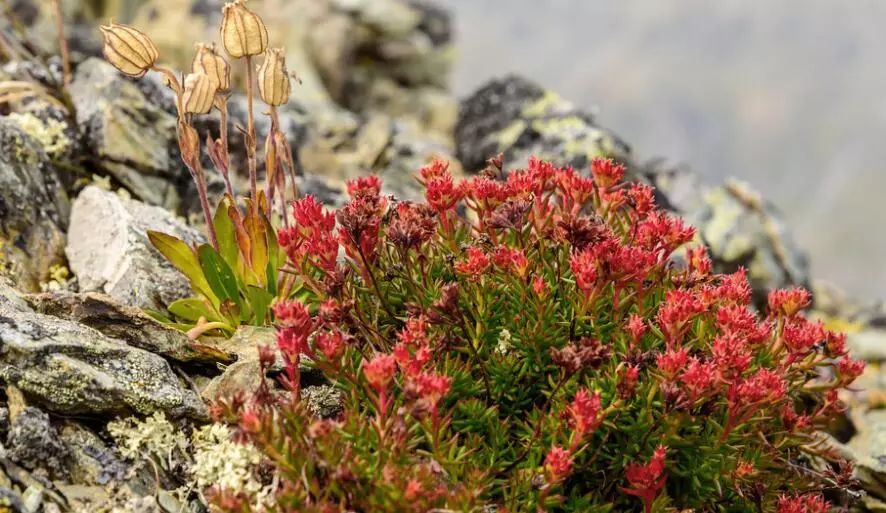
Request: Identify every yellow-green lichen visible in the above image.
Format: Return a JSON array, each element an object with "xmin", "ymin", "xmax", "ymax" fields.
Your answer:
[{"xmin": 7, "ymin": 112, "xmax": 71, "ymax": 158}]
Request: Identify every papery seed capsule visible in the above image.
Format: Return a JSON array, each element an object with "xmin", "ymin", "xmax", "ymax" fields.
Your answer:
[
  {"xmin": 220, "ymin": 0, "xmax": 268, "ymax": 58},
  {"xmin": 257, "ymin": 48, "xmax": 291, "ymax": 106},
  {"xmin": 99, "ymin": 22, "xmax": 159, "ymax": 77},
  {"xmin": 192, "ymin": 43, "xmax": 231, "ymax": 92},
  {"xmin": 182, "ymin": 73, "xmax": 217, "ymax": 114}
]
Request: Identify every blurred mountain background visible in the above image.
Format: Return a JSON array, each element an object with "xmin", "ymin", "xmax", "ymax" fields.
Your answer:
[{"xmin": 441, "ymin": 0, "xmax": 886, "ymax": 302}]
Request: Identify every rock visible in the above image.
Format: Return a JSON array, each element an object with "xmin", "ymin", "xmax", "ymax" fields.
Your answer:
[
  {"xmin": 201, "ymin": 326, "xmax": 322, "ymax": 403},
  {"xmin": 847, "ymin": 331, "xmax": 886, "ymax": 363},
  {"xmin": 0, "ymin": 118, "xmax": 69, "ymax": 292},
  {"xmin": 301, "ymin": 384, "xmax": 343, "ymax": 418},
  {"xmin": 0, "ymin": 284, "xmax": 207, "ymax": 419},
  {"xmin": 70, "ymin": 58, "xmax": 184, "ymax": 209},
  {"xmin": 848, "ymin": 409, "xmax": 886, "ymax": 500},
  {"xmin": 4, "ymin": 407, "xmax": 67, "ymax": 479},
  {"xmin": 680, "ymin": 179, "xmax": 810, "ymax": 303},
  {"xmin": 65, "ymin": 186, "xmax": 204, "ymax": 311},
  {"xmin": 0, "ymin": 487, "xmax": 25, "ymax": 512},
  {"xmin": 25, "ymin": 291, "xmax": 224, "ymax": 363},
  {"xmin": 58, "ymin": 421, "xmax": 128, "ymax": 486},
  {"xmin": 455, "ymin": 75, "xmax": 630, "ymax": 173}
]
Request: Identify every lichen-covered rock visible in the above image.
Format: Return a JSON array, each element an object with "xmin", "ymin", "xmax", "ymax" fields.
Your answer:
[
  {"xmin": 0, "ymin": 284, "xmax": 207, "ymax": 419},
  {"xmin": 680, "ymin": 180, "xmax": 810, "ymax": 302},
  {"xmin": 25, "ymin": 291, "xmax": 222, "ymax": 363},
  {"xmin": 65, "ymin": 186, "xmax": 203, "ymax": 311},
  {"xmin": 4, "ymin": 407, "xmax": 67, "ymax": 479},
  {"xmin": 301, "ymin": 384, "xmax": 343, "ymax": 419},
  {"xmin": 58, "ymin": 421, "xmax": 128, "ymax": 486},
  {"xmin": 201, "ymin": 326, "xmax": 322, "ymax": 403},
  {"xmin": 848, "ymin": 409, "xmax": 886, "ymax": 500},
  {"xmin": 70, "ymin": 58, "xmax": 184, "ymax": 209},
  {"xmin": 455, "ymin": 75, "xmax": 630, "ymax": 173},
  {"xmin": 0, "ymin": 118, "xmax": 69, "ymax": 292}
]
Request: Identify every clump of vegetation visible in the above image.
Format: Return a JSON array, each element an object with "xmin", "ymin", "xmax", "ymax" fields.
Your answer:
[
  {"xmin": 100, "ymin": 0, "xmax": 297, "ymax": 338},
  {"xmin": 203, "ymin": 156, "xmax": 863, "ymax": 512}
]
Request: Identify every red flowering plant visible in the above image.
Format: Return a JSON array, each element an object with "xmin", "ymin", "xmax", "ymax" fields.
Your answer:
[{"xmin": 213, "ymin": 157, "xmax": 862, "ymax": 512}]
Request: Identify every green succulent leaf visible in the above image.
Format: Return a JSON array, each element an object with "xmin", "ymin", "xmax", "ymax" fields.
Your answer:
[
  {"xmin": 167, "ymin": 297, "xmax": 217, "ymax": 322},
  {"xmin": 213, "ymin": 195, "xmax": 240, "ymax": 269},
  {"xmin": 198, "ymin": 243, "xmax": 241, "ymax": 307},
  {"xmin": 246, "ymin": 285, "xmax": 274, "ymax": 325},
  {"xmin": 147, "ymin": 230, "xmax": 216, "ymax": 304}
]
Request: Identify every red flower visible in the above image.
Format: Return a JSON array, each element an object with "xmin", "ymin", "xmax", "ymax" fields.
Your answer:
[
  {"xmin": 712, "ymin": 334, "xmax": 753, "ymax": 379},
  {"xmin": 590, "ymin": 157, "xmax": 625, "ymax": 189},
  {"xmin": 314, "ymin": 329, "xmax": 346, "ymax": 362},
  {"xmin": 626, "ymin": 314, "xmax": 647, "ymax": 343},
  {"xmin": 777, "ymin": 494, "xmax": 830, "ymax": 513},
  {"xmin": 455, "ymin": 246, "xmax": 490, "ymax": 279},
  {"xmin": 279, "ymin": 195, "xmax": 338, "ymax": 273},
  {"xmin": 782, "ymin": 317, "xmax": 826, "ymax": 356},
  {"xmin": 532, "ymin": 276, "xmax": 548, "ymax": 297},
  {"xmin": 716, "ymin": 305, "xmax": 770, "ymax": 344},
  {"xmin": 728, "ymin": 368, "xmax": 786, "ymax": 412},
  {"xmin": 417, "ymin": 159, "xmax": 450, "ymax": 184},
  {"xmin": 544, "ymin": 445, "xmax": 573, "ymax": 482},
  {"xmin": 492, "ymin": 246, "xmax": 529, "ymax": 277},
  {"xmin": 836, "ymin": 355, "xmax": 865, "ymax": 385},
  {"xmin": 555, "ymin": 167, "xmax": 595, "ymax": 212},
  {"xmin": 657, "ymin": 289, "xmax": 705, "ymax": 345},
  {"xmin": 464, "ymin": 176, "xmax": 509, "ymax": 213},
  {"xmin": 627, "ymin": 183, "xmax": 656, "ymax": 217},
  {"xmin": 346, "ymin": 175, "xmax": 382, "ymax": 200},
  {"xmin": 636, "ymin": 211, "xmax": 695, "ymax": 254},
  {"xmin": 623, "ymin": 446, "xmax": 668, "ymax": 513},
  {"xmin": 709, "ymin": 268, "xmax": 752, "ymax": 306},
  {"xmin": 685, "ymin": 245, "xmax": 712, "ymax": 276},
  {"xmin": 363, "ymin": 354, "xmax": 397, "ymax": 393},
  {"xmin": 768, "ymin": 287, "xmax": 812, "ymax": 317},
  {"xmin": 413, "ymin": 371, "xmax": 452, "ymax": 408},
  {"xmin": 566, "ymin": 389, "xmax": 603, "ymax": 437},
  {"xmin": 426, "ymin": 174, "xmax": 462, "ymax": 213},
  {"xmin": 570, "ymin": 248, "xmax": 599, "ymax": 296},
  {"xmin": 680, "ymin": 358, "xmax": 718, "ymax": 401},
  {"xmin": 398, "ymin": 315, "xmax": 431, "ymax": 347},
  {"xmin": 656, "ymin": 347, "xmax": 689, "ymax": 379}
]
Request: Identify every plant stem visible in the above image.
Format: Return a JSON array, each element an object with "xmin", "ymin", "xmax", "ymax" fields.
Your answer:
[
  {"xmin": 216, "ymin": 96, "xmax": 235, "ymax": 198},
  {"xmin": 192, "ymin": 158, "xmax": 219, "ymax": 250},
  {"xmin": 244, "ymin": 55, "xmax": 258, "ymax": 213},
  {"xmin": 50, "ymin": 0, "xmax": 70, "ymax": 88}
]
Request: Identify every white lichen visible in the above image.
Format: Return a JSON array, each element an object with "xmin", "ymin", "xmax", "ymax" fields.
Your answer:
[
  {"xmin": 190, "ymin": 423, "xmax": 273, "ymax": 507},
  {"xmin": 107, "ymin": 412, "xmax": 189, "ymax": 472}
]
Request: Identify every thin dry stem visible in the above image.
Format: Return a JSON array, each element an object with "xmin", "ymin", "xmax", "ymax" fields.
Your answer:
[
  {"xmin": 244, "ymin": 55, "xmax": 258, "ymax": 212},
  {"xmin": 216, "ymin": 95, "xmax": 235, "ymax": 198},
  {"xmin": 50, "ymin": 0, "xmax": 70, "ymax": 88}
]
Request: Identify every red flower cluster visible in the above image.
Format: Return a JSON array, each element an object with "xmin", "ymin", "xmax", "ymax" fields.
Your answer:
[
  {"xmin": 623, "ymin": 446, "xmax": 668, "ymax": 513},
  {"xmin": 777, "ymin": 493, "xmax": 830, "ymax": 513},
  {"xmin": 224, "ymin": 156, "xmax": 864, "ymax": 513}
]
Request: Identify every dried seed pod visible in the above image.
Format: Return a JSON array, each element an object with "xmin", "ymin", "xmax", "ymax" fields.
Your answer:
[
  {"xmin": 182, "ymin": 73, "xmax": 217, "ymax": 114},
  {"xmin": 99, "ymin": 22, "xmax": 158, "ymax": 77},
  {"xmin": 220, "ymin": 0, "xmax": 268, "ymax": 58},
  {"xmin": 192, "ymin": 43, "xmax": 231, "ymax": 92},
  {"xmin": 257, "ymin": 48, "xmax": 290, "ymax": 106}
]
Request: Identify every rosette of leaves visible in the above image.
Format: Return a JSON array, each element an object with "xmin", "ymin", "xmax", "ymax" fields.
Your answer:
[{"xmin": 148, "ymin": 195, "xmax": 288, "ymax": 335}]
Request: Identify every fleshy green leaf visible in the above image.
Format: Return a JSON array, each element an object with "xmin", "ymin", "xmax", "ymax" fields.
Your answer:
[
  {"xmin": 147, "ymin": 231, "xmax": 216, "ymax": 304},
  {"xmin": 213, "ymin": 195, "xmax": 239, "ymax": 269},
  {"xmin": 198, "ymin": 244, "xmax": 241, "ymax": 307},
  {"xmin": 168, "ymin": 297, "xmax": 217, "ymax": 322},
  {"xmin": 246, "ymin": 285, "xmax": 274, "ymax": 325}
]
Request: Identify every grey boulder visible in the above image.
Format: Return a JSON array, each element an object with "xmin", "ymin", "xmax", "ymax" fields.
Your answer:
[
  {"xmin": 0, "ymin": 283, "xmax": 207, "ymax": 420},
  {"xmin": 65, "ymin": 185, "xmax": 202, "ymax": 311}
]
